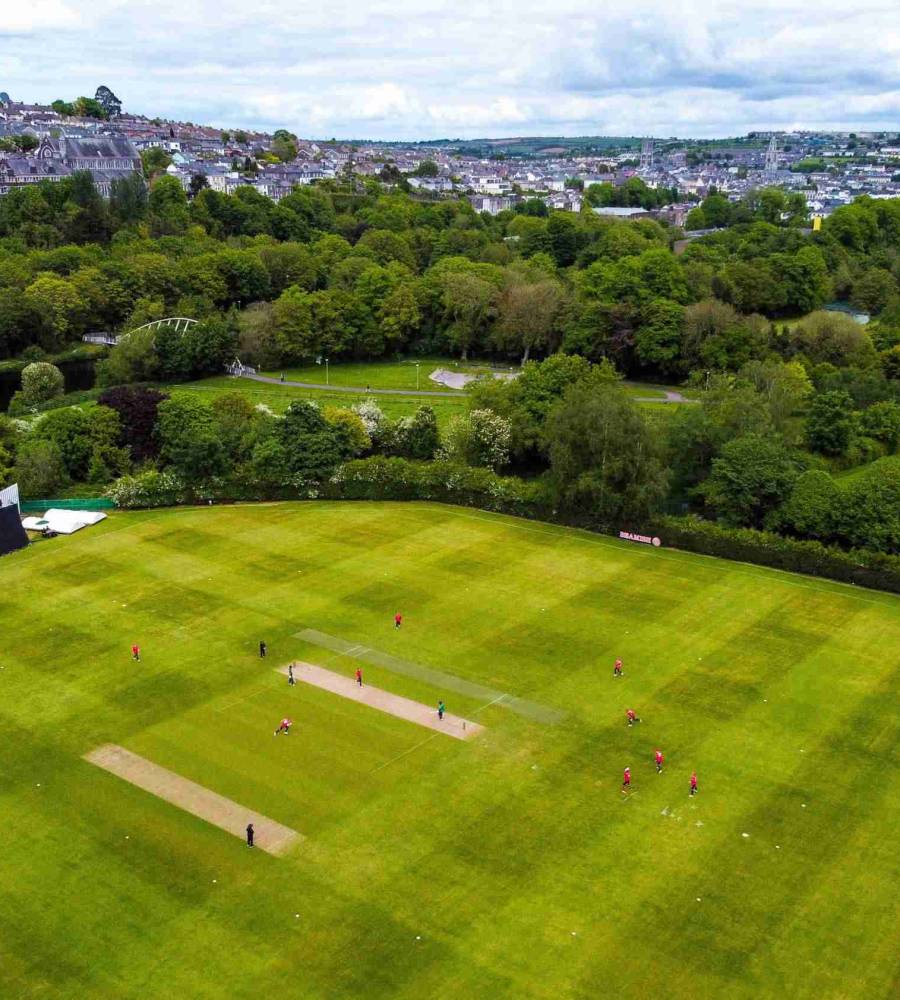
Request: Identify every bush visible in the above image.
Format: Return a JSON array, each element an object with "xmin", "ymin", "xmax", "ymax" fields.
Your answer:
[
  {"xmin": 14, "ymin": 439, "xmax": 67, "ymax": 497},
  {"xmin": 96, "ymin": 329, "xmax": 160, "ymax": 387},
  {"xmin": 773, "ymin": 470, "xmax": 840, "ymax": 539},
  {"xmin": 859, "ymin": 400, "xmax": 900, "ymax": 451},
  {"xmin": 97, "ymin": 384, "xmax": 168, "ymax": 463},
  {"xmin": 8, "ymin": 361, "xmax": 65, "ymax": 414},
  {"xmin": 791, "ymin": 312, "xmax": 878, "ymax": 368},
  {"xmin": 804, "ymin": 390, "xmax": 855, "ymax": 455},
  {"xmin": 441, "ymin": 409, "xmax": 511, "ymax": 470},
  {"xmin": 323, "ymin": 407, "xmax": 371, "ymax": 456},
  {"xmin": 331, "ymin": 456, "xmax": 423, "ymax": 500},
  {"xmin": 654, "ymin": 515, "xmax": 900, "ymax": 594},
  {"xmin": 107, "ymin": 469, "xmax": 184, "ymax": 508},
  {"xmin": 328, "ymin": 456, "xmax": 539, "ymax": 513},
  {"xmin": 383, "ymin": 406, "xmax": 440, "ymax": 460},
  {"xmin": 351, "ymin": 398, "xmax": 386, "ymax": 439}
]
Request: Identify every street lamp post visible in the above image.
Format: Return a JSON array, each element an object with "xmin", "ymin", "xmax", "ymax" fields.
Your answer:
[
  {"xmin": 415, "ymin": 362, "xmax": 420, "ymax": 390},
  {"xmin": 326, "ymin": 357, "xmax": 330, "ymax": 385}
]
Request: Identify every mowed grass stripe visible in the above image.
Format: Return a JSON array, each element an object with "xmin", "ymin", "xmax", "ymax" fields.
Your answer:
[
  {"xmin": 420, "ymin": 503, "xmax": 900, "ymax": 608},
  {"xmin": 84, "ymin": 744, "xmax": 302, "ymax": 855}
]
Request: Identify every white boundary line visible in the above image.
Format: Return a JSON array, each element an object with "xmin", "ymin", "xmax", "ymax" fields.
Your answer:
[
  {"xmin": 213, "ymin": 685, "xmax": 269, "ymax": 713},
  {"xmin": 371, "ymin": 733, "xmax": 440, "ymax": 773},
  {"xmin": 472, "ymin": 693, "xmax": 508, "ymax": 715},
  {"xmin": 370, "ymin": 690, "xmax": 505, "ymax": 773}
]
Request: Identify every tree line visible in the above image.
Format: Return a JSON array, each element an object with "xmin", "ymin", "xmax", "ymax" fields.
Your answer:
[
  {"xmin": 0, "ymin": 172, "xmax": 897, "ymax": 562},
  {"xmin": 1, "ymin": 172, "xmax": 898, "ymax": 386},
  {"xmin": 1, "ymin": 352, "xmax": 896, "ymax": 559}
]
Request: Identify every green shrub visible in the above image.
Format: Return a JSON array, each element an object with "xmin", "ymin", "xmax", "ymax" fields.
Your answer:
[
  {"xmin": 327, "ymin": 456, "xmax": 540, "ymax": 514},
  {"xmin": 655, "ymin": 515, "xmax": 900, "ymax": 593},
  {"xmin": 13, "ymin": 438, "xmax": 67, "ymax": 497},
  {"xmin": 107, "ymin": 469, "xmax": 184, "ymax": 508}
]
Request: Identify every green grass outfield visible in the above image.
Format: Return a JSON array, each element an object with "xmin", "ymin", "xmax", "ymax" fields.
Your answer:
[{"xmin": 1, "ymin": 502, "xmax": 897, "ymax": 999}]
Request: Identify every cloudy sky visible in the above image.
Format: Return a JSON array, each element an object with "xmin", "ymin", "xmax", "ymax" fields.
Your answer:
[{"xmin": 4, "ymin": 0, "xmax": 900, "ymax": 139}]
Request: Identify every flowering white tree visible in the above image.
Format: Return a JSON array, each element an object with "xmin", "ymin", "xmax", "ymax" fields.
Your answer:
[
  {"xmin": 441, "ymin": 409, "xmax": 511, "ymax": 470},
  {"xmin": 352, "ymin": 398, "xmax": 386, "ymax": 438}
]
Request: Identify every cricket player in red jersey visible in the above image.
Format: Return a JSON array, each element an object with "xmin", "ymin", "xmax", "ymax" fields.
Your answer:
[
  {"xmin": 274, "ymin": 718, "xmax": 293, "ymax": 736},
  {"xmin": 655, "ymin": 749, "xmax": 664, "ymax": 773},
  {"xmin": 355, "ymin": 667, "xmax": 363, "ymax": 687},
  {"xmin": 613, "ymin": 658, "xmax": 623, "ymax": 677},
  {"xmin": 622, "ymin": 767, "xmax": 631, "ymax": 793},
  {"xmin": 626, "ymin": 708, "xmax": 639, "ymax": 727},
  {"xmin": 394, "ymin": 613, "xmax": 402, "ymax": 629},
  {"xmin": 690, "ymin": 772, "xmax": 698, "ymax": 796},
  {"xmin": 131, "ymin": 644, "xmax": 140, "ymax": 661}
]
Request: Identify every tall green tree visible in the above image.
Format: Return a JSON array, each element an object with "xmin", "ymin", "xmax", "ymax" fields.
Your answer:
[
  {"xmin": 13, "ymin": 439, "xmax": 67, "ymax": 496},
  {"xmin": 776, "ymin": 470, "xmax": 841, "ymax": 540},
  {"xmin": 702, "ymin": 433, "xmax": 805, "ymax": 528},
  {"xmin": 23, "ymin": 276, "xmax": 84, "ymax": 350},
  {"xmin": 805, "ymin": 390, "xmax": 856, "ymax": 455},
  {"xmin": 544, "ymin": 376, "xmax": 668, "ymax": 524},
  {"xmin": 440, "ymin": 271, "xmax": 498, "ymax": 360},
  {"xmin": 275, "ymin": 400, "xmax": 352, "ymax": 483},
  {"xmin": 110, "ymin": 173, "xmax": 148, "ymax": 227},
  {"xmin": 635, "ymin": 299, "xmax": 684, "ymax": 374},
  {"xmin": 157, "ymin": 396, "xmax": 227, "ymax": 486},
  {"xmin": 148, "ymin": 176, "xmax": 190, "ymax": 236},
  {"xmin": 493, "ymin": 270, "xmax": 568, "ymax": 363}
]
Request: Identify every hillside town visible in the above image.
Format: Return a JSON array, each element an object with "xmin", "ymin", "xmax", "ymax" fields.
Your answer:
[{"xmin": 3, "ymin": 87, "xmax": 900, "ymax": 223}]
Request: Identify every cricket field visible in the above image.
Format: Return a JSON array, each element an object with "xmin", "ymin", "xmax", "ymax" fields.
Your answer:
[{"xmin": 0, "ymin": 502, "xmax": 897, "ymax": 999}]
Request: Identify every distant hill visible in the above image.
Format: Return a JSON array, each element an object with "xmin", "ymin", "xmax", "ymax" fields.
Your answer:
[
  {"xmin": 384, "ymin": 135, "xmax": 641, "ymax": 156},
  {"xmin": 445, "ymin": 135, "xmax": 643, "ymax": 157}
]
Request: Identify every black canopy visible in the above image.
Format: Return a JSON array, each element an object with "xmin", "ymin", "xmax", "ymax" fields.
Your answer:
[{"xmin": 0, "ymin": 503, "xmax": 27, "ymax": 557}]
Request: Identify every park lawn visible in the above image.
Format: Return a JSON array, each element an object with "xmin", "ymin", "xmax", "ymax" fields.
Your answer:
[
  {"xmin": 169, "ymin": 377, "xmax": 468, "ymax": 429},
  {"xmin": 168, "ymin": 374, "xmax": 690, "ymax": 432},
  {"xmin": 0, "ymin": 502, "xmax": 898, "ymax": 1000},
  {"xmin": 257, "ymin": 358, "xmax": 515, "ymax": 392},
  {"xmin": 834, "ymin": 454, "xmax": 900, "ymax": 485}
]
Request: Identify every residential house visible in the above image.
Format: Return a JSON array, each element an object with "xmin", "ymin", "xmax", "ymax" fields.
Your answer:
[{"xmin": 469, "ymin": 194, "xmax": 515, "ymax": 214}]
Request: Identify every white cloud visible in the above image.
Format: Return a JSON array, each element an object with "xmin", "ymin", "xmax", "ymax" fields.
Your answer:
[
  {"xmin": 0, "ymin": 0, "xmax": 80, "ymax": 34},
  {"xmin": 1, "ymin": 0, "xmax": 899, "ymax": 137}
]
